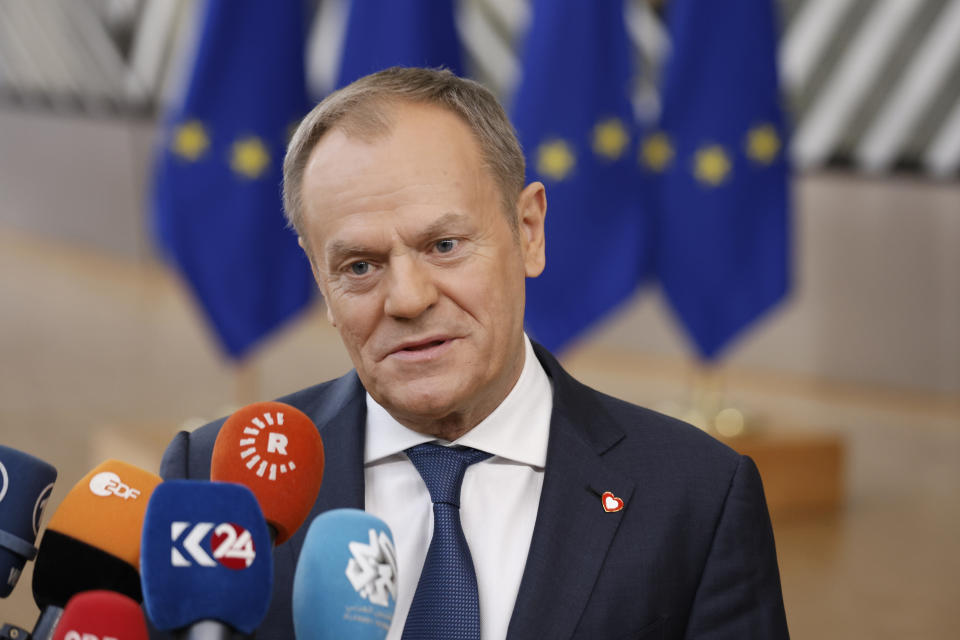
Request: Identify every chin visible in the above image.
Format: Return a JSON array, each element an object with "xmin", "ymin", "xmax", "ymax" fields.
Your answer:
[{"xmin": 382, "ymin": 382, "xmax": 468, "ymax": 423}]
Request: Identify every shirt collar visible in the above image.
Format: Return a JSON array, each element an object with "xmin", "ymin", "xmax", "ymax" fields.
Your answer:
[{"xmin": 364, "ymin": 334, "xmax": 552, "ymax": 469}]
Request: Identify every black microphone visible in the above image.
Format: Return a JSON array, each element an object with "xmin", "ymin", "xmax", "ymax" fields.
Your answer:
[
  {"xmin": 0, "ymin": 446, "xmax": 56, "ymax": 600},
  {"xmin": 0, "ymin": 624, "xmax": 31, "ymax": 640}
]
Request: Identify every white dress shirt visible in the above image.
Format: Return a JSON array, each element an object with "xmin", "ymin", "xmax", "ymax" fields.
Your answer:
[{"xmin": 364, "ymin": 335, "xmax": 553, "ymax": 640}]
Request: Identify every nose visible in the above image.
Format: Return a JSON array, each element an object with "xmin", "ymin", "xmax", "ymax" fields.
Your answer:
[{"xmin": 383, "ymin": 254, "xmax": 438, "ymax": 319}]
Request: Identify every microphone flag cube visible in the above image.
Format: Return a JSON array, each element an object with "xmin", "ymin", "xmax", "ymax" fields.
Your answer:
[
  {"xmin": 53, "ymin": 590, "xmax": 149, "ymax": 640},
  {"xmin": 32, "ymin": 460, "xmax": 161, "ymax": 608},
  {"xmin": 140, "ymin": 480, "xmax": 273, "ymax": 633},
  {"xmin": 293, "ymin": 509, "xmax": 398, "ymax": 640},
  {"xmin": 0, "ymin": 445, "xmax": 56, "ymax": 598}
]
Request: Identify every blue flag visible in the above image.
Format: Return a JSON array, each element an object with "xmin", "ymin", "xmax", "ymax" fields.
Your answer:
[
  {"xmin": 152, "ymin": 0, "xmax": 314, "ymax": 359},
  {"xmin": 513, "ymin": 0, "xmax": 647, "ymax": 352},
  {"xmin": 337, "ymin": 0, "xmax": 462, "ymax": 87},
  {"xmin": 646, "ymin": 0, "xmax": 791, "ymax": 360}
]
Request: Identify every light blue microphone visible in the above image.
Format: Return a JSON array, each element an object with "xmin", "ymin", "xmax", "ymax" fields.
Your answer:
[{"xmin": 293, "ymin": 509, "xmax": 397, "ymax": 639}]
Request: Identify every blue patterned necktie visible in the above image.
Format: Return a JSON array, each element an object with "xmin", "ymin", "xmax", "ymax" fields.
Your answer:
[{"xmin": 402, "ymin": 443, "xmax": 492, "ymax": 640}]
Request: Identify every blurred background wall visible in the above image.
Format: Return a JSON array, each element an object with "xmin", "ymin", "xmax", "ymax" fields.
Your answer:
[{"xmin": 0, "ymin": 0, "xmax": 958, "ymax": 636}]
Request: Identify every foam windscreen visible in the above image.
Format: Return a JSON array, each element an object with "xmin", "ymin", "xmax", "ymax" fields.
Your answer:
[
  {"xmin": 293, "ymin": 509, "xmax": 397, "ymax": 640},
  {"xmin": 32, "ymin": 460, "xmax": 160, "ymax": 609},
  {"xmin": 32, "ymin": 530, "xmax": 142, "ymax": 609},
  {"xmin": 141, "ymin": 480, "xmax": 273, "ymax": 633},
  {"xmin": 211, "ymin": 401, "xmax": 324, "ymax": 544},
  {"xmin": 46, "ymin": 460, "xmax": 162, "ymax": 568},
  {"xmin": 0, "ymin": 445, "xmax": 56, "ymax": 598},
  {"xmin": 53, "ymin": 590, "xmax": 148, "ymax": 640}
]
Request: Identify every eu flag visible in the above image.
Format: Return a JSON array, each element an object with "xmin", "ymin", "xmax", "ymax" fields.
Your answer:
[
  {"xmin": 152, "ymin": 0, "xmax": 314, "ymax": 359},
  {"xmin": 337, "ymin": 0, "xmax": 463, "ymax": 87},
  {"xmin": 513, "ymin": 0, "xmax": 647, "ymax": 352},
  {"xmin": 646, "ymin": 0, "xmax": 791, "ymax": 360}
]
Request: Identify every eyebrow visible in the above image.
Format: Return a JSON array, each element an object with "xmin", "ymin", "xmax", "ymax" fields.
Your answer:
[
  {"xmin": 324, "ymin": 240, "xmax": 373, "ymax": 270},
  {"xmin": 324, "ymin": 211, "xmax": 473, "ymax": 268},
  {"xmin": 417, "ymin": 211, "xmax": 473, "ymax": 241}
]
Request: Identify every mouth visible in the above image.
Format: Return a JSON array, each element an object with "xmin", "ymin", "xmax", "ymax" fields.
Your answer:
[{"xmin": 387, "ymin": 336, "xmax": 456, "ymax": 361}]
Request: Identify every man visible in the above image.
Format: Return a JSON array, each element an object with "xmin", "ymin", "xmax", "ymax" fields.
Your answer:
[{"xmin": 160, "ymin": 67, "xmax": 789, "ymax": 639}]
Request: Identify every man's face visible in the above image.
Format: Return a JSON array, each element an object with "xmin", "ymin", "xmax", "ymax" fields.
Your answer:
[{"xmin": 299, "ymin": 102, "xmax": 546, "ymax": 435}]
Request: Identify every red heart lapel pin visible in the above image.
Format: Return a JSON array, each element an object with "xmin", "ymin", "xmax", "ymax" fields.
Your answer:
[{"xmin": 601, "ymin": 491, "xmax": 624, "ymax": 513}]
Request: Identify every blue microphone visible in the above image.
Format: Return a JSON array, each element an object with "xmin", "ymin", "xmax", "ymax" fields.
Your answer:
[
  {"xmin": 140, "ymin": 480, "xmax": 272, "ymax": 635},
  {"xmin": 0, "ymin": 445, "xmax": 56, "ymax": 598},
  {"xmin": 293, "ymin": 509, "xmax": 398, "ymax": 639}
]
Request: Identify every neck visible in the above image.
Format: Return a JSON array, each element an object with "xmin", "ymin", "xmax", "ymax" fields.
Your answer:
[{"xmin": 409, "ymin": 413, "xmax": 479, "ymax": 442}]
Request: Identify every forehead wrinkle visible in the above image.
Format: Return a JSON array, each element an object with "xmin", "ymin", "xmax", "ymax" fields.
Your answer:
[
  {"xmin": 312, "ymin": 175, "xmax": 463, "ymax": 225},
  {"xmin": 413, "ymin": 211, "xmax": 475, "ymax": 240}
]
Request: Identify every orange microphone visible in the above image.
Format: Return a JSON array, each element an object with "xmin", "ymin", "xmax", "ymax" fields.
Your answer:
[
  {"xmin": 31, "ymin": 460, "xmax": 161, "ymax": 639},
  {"xmin": 211, "ymin": 401, "xmax": 324, "ymax": 544}
]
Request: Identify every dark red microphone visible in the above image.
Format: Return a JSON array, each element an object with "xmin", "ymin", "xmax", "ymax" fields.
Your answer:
[
  {"xmin": 52, "ymin": 590, "xmax": 148, "ymax": 640},
  {"xmin": 211, "ymin": 402, "xmax": 324, "ymax": 544}
]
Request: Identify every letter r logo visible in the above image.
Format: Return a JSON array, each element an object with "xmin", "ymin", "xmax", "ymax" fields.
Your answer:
[{"xmin": 266, "ymin": 432, "xmax": 288, "ymax": 455}]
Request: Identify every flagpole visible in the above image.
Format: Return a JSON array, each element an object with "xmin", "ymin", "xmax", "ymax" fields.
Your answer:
[
  {"xmin": 235, "ymin": 358, "xmax": 260, "ymax": 408},
  {"xmin": 683, "ymin": 360, "xmax": 748, "ymax": 439},
  {"xmin": 686, "ymin": 360, "xmax": 722, "ymax": 430}
]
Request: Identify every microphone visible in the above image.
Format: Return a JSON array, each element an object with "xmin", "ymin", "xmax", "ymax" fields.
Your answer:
[
  {"xmin": 52, "ymin": 590, "xmax": 148, "ymax": 640},
  {"xmin": 140, "ymin": 480, "xmax": 272, "ymax": 637},
  {"xmin": 293, "ymin": 509, "xmax": 398, "ymax": 639},
  {"xmin": 0, "ymin": 625, "xmax": 30, "ymax": 639},
  {"xmin": 31, "ymin": 460, "xmax": 161, "ymax": 640},
  {"xmin": 0, "ymin": 445, "xmax": 57, "ymax": 598},
  {"xmin": 210, "ymin": 401, "xmax": 324, "ymax": 544}
]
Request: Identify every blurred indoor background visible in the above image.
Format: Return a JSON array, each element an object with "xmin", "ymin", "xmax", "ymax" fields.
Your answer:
[{"xmin": 1, "ymin": 0, "xmax": 958, "ymax": 636}]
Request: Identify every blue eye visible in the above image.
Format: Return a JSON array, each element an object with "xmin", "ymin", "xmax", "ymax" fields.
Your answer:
[
  {"xmin": 436, "ymin": 239, "xmax": 457, "ymax": 253},
  {"xmin": 350, "ymin": 261, "xmax": 370, "ymax": 275}
]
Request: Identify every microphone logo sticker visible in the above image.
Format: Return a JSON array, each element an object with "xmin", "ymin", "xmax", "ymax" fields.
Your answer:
[
  {"xmin": 345, "ymin": 528, "xmax": 398, "ymax": 607},
  {"xmin": 236, "ymin": 409, "xmax": 297, "ymax": 481},
  {"xmin": 32, "ymin": 482, "xmax": 54, "ymax": 536},
  {"xmin": 88, "ymin": 471, "xmax": 141, "ymax": 500},
  {"xmin": 171, "ymin": 521, "xmax": 256, "ymax": 569},
  {"xmin": 62, "ymin": 632, "xmax": 119, "ymax": 640}
]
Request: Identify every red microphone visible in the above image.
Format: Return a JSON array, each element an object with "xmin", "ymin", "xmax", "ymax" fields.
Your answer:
[
  {"xmin": 52, "ymin": 590, "xmax": 148, "ymax": 640},
  {"xmin": 211, "ymin": 402, "xmax": 324, "ymax": 544}
]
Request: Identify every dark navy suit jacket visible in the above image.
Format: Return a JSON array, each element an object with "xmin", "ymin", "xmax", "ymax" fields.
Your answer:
[{"xmin": 158, "ymin": 343, "xmax": 789, "ymax": 639}]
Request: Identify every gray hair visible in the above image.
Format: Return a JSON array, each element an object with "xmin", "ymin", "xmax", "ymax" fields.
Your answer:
[{"xmin": 282, "ymin": 67, "xmax": 526, "ymax": 237}]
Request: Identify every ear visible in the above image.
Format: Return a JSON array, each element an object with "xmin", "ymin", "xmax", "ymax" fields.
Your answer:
[
  {"xmin": 298, "ymin": 236, "xmax": 337, "ymax": 327},
  {"xmin": 516, "ymin": 181, "xmax": 547, "ymax": 278}
]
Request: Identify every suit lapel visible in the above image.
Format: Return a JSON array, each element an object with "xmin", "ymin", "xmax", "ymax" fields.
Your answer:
[
  {"xmin": 507, "ymin": 345, "xmax": 635, "ymax": 640},
  {"xmin": 281, "ymin": 372, "xmax": 367, "ymax": 561},
  {"xmin": 309, "ymin": 372, "xmax": 367, "ymax": 514}
]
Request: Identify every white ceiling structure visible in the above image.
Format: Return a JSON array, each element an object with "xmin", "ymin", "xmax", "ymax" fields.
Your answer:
[{"xmin": 0, "ymin": 0, "xmax": 958, "ymax": 178}]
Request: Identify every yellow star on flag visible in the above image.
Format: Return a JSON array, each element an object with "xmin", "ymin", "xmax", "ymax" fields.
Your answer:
[
  {"xmin": 746, "ymin": 124, "xmax": 780, "ymax": 165},
  {"xmin": 230, "ymin": 136, "xmax": 270, "ymax": 179},
  {"xmin": 170, "ymin": 120, "xmax": 209, "ymax": 162},
  {"xmin": 640, "ymin": 132, "xmax": 674, "ymax": 172},
  {"xmin": 536, "ymin": 139, "xmax": 576, "ymax": 181},
  {"xmin": 694, "ymin": 145, "xmax": 732, "ymax": 186},
  {"xmin": 592, "ymin": 118, "xmax": 629, "ymax": 161}
]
